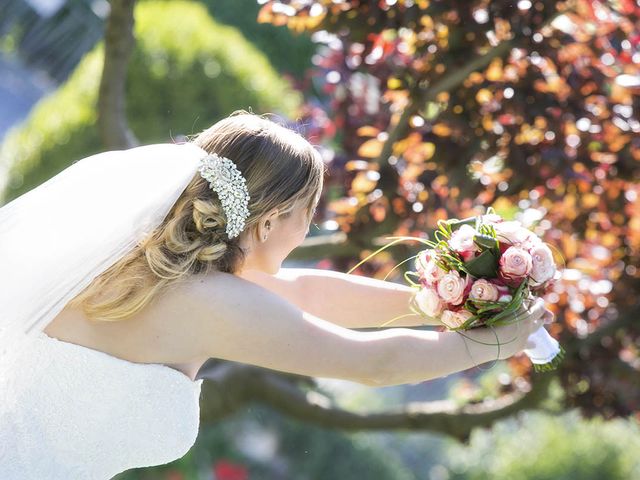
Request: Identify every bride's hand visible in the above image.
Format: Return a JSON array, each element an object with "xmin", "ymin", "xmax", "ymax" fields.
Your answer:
[{"xmin": 488, "ymin": 298, "xmax": 549, "ymax": 360}]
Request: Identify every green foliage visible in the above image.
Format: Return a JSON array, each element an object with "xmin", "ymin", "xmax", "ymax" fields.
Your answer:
[
  {"xmin": 113, "ymin": 404, "xmax": 416, "ymax": 480},
  {"xmin": 445, "ymin": 410, "xmax": 640, "ymax": 480},
  {"xmin": 0, "ymin": 0, "xmax": 301, "ymax": 204},
  {"xmin": 201, "ymin": 0, "xmax": 315, "ymax": 79}
]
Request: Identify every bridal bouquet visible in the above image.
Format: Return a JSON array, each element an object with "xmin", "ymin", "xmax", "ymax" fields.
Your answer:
[{"xmin": 407, "ymin": 208, "xmax": 565, "ymax": 372}]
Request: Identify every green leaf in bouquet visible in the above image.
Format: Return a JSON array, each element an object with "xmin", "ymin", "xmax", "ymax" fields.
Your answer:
[
  {"xmin": 403, "ymin": 271, "xmax": 422, "ymax": 287},
  {"xmin": 485, "ymin": 279, "xmax": 530, "ymax": 327},
  {"xmin": 382, "ymin": 251, "xmax": 426, "ymax": 282},
  {"xmin": 458, "ymin": 313, "xmax": 484, "ymax": 330},
  {"xmin": 439, "ymin": 251, "xmax": 464, "ymax": 271},
  {"xmin": 478, "ymin": 222, "xmax": 498, "ymax": 239},
  {"xmin": 464, "ymin": 249, "xmax": 499, "ymax": 278},
  {"xmin": 467, "ymin": 298, "xmax": 505, "ymax": 315},
  {"xmin": 473, "ymin": 233, "xmax": 498, "ymax": 250},
  {"xmin": 445, "ymin": 215, "xmax": 479, "ymax": 233},
  {"xmin": 346, "ymin": 235, "xmax": 437, "ymax": 275}
]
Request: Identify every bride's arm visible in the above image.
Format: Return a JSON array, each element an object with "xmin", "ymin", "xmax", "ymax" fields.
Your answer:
[
  {"xmin": 236, "ymin": 267, "xmax": 441, "ymax": 329},
  {"xmin": 191, "ymin": 272, "xmax": 544, "ymax": 387}
]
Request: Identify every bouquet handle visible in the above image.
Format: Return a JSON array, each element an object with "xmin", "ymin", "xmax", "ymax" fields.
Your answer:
[{"xmin": 522, "ymin": 325, "xmax": 565, "ymax": 372}]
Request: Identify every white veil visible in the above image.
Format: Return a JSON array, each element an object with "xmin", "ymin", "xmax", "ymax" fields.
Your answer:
[{"xmin": 0, "ymin": 142, "xmax": 208, "ymax": 359}]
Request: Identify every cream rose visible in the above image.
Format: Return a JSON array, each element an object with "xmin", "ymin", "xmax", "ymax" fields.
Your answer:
[
  {"xmin": 469, "ymin": 279, "xmax": 500, "ymax": 302},
  {"xmin": 437, "ymin": 270, "xmax": 469, "ymax": 305},
  {"xmin": 529, "ymin": 243, "xmax": 556, "ymax": 286},
  {"xmin": 414, "ymin": 287, "xmax": 445, "ymax": 318},
  {"xmin": 499, "ymin": 246, "xmax": 533, "ymax": 278},
  {"xmin": 414, "ymin": 249, "xmax": 435, "ymax": 277},
  {"xmin": 494, "ymin": 221, "xmax": 539, "ymax": 248},
  {"xmin": 423, "ymin": 258, "xmax": 447, "ymax": 286},
  {"xmin": 480, "ymin": 213, "xmax": 503, "ymax": 224},
  {"xmin": 441, "ymin": 309, "xmax": 474, "ymax": 329}
]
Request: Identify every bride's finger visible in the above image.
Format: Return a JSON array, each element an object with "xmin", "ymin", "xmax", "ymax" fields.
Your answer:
[{"xmin": 527, "ymin": 298, "xmax": 546, "ymax": 319}]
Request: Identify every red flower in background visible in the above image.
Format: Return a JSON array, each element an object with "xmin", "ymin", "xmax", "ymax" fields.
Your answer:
[
  {"xmin": 165, "ymin": 470, "xmax": 184, "ymax": 480},
  {"xmin": 213, "ymin": 459, "xmax": 249, "ymax": 480}
]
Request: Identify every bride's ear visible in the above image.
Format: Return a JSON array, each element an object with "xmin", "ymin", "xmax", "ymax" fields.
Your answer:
[{"xmin": 257, "ymin": 208, "xmax": 279, "ymax": 242}]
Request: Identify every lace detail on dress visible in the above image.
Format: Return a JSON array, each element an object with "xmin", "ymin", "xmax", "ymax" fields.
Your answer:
[{"xmin": 0, "ymin": 331, "xmax": 204, "ymax": 479}]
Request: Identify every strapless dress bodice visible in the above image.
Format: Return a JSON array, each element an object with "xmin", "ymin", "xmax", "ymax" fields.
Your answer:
[{"xmin": 0, "ymin": 331, "xmax": 204, "ymax": 479}]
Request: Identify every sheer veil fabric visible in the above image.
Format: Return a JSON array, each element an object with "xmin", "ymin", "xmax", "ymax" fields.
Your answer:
[{"xmin": 0, "ymin": 142, "xmax": 208, "ymax": 361}]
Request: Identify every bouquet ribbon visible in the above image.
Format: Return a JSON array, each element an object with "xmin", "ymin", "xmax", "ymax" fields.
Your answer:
[{"xmin": 523, "ymin": 326, "xmax": 565, "ymax": 372}]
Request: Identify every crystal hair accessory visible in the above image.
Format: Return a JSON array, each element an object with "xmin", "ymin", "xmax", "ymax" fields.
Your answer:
[{"xmin": 197, "ymin": 153, "xmax": 250, "ymax": 239}]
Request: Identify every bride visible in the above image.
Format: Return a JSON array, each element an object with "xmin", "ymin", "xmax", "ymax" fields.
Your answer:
[{"xmin": 0, "ymin": 110, "xmax": 548, "ymax": 478}]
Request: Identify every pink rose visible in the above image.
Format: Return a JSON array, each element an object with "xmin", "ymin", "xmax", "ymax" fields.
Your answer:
[
  {"xmin": 441, "ymin": 309, "xmax": 474, "ymax": 329},
  {"xmin": 448, "ymin": 224, "xmax": 480, "ymax": 258},
  {"xmin": 469, "ymin": 279, "xmax": 500, "ymax": 302},
  {"xmin": 499, "ymin": 246, "xmax": 533, "ymax": 279},
  {"xmin": 414, "ymin": 287, "xmax": 445, "ymax": 318},
  {"xmin": 437, "ymin": 270, "xmax": 469, "ymax": 305},
  {"xmin": 529, "ymin": 243, "xmax": 556, "ymax": 286}
]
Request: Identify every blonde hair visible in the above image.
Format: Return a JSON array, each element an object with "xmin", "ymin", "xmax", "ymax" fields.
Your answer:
[{"xmin": 68, "ymin": 110, "xmax": 326, "ymax": 321}]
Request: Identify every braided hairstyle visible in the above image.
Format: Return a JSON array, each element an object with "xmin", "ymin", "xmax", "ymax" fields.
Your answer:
[{"xmin": 68, "ymin": 110, "xmax": 326, "ymax": 321}]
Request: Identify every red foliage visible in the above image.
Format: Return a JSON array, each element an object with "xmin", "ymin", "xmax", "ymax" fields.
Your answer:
[{"xmin": 261, "ymin": 0, "xmax": 640, "ymax": 418}]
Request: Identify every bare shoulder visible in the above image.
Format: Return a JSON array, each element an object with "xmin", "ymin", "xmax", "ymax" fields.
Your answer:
[
  {"xmin": 180, "ymin": 270, "xmax": 290, "ymax": 327},
  {"xmin": 177, "ymin": 271, "xmax": 291, "ymax": 357}
]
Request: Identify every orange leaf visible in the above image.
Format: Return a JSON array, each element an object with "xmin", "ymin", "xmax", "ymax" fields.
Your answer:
[
  {"xmin": 351, "ymin": 171, "xmax": 379, "ymax": 193},
  {"xmin": 345, "ymin": 160, "xmax": 370, "ymax": 171},
  {"xmin": 432, "ymin": 123, "xmax": 452, "ymax": 137},
  {"xmin": 357, "ymin": 139, "xmax": 384, "ymax": 158},
  {"xmin": 356, "ymin": 126, "xmax": 381, "ymax": 137},
  {"xmin": 581, "ymin": 193, "xmax": 599, "ymax": 209},
  {"xmin": 486, "ymin": 58, "xmax": 503, "ymax": 82}
]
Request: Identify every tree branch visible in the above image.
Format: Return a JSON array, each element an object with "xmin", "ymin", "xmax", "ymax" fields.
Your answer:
[
  {"xmin": 197, "ymin": 362, "xmax": 556, "ymax": 443},
  {"xmin": 565, "ymin": 301, "xmax": 640, "ymax": 355},
  {"xmin": 97, "ymin": 0, "xmax": 139, "ymax": 150}
]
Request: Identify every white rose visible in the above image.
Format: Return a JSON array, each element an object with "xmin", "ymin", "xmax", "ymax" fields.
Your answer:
[
  {"xmin": 437, "ymin": 270, "xmax": 469, "ymax": 305},
  {"xmin": 414, "ymin": 249, "xmax": 435, "ymax": 276},
  {"xmin": 424, "ymin": 258, "xmax": 447, "ymax": 286},
  {"xmin": 441, "ymin": 309, "xmax": 474, "ymax": 329},
  {"xmin": 494, "ymin": 221, "xmax": 539, "ymax": 248},
  {"xmin": 415, "ymin": 287, "xmax": 445, "ymax": 318},
  {"xmin": 529, "ymin": 243, "xmax": 556, "ymax": 286},
  {"xmin": 448, "ymin": 224, "xmax": 480, "ymax": 255},
  {"xmin": 469, "ymin": 279, "xmax": 500, "ymax": 302},
  {"xmin": 481, "ymin": 213, "xmax": 503, "ymax": 224}
]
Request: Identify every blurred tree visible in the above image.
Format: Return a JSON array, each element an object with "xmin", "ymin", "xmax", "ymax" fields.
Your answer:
[
  {"xmin": 0, "ymin": 0, "xmax": 107, "ymax": 82},
  {"xmin": 445, "ymin": 409, "xmax": 640, "ymax": 479},
  {"xmin": 0, "ymin": 0, "xmax": 301, "ymax": 201},
  {"xmin": 0, "ymin": 0, "xmax": 315, "ymax": 85},
  {"xmin": 200, "ymin": 0, "xmax": 316, "ymax": 80},
  {"xmin": 258, "ymin": 0, "xmax": 640, "ymax": 422}
]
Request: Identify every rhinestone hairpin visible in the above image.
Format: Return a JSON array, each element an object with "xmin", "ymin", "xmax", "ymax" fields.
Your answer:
[{"xmin": 198, "ymin": 153, "xmax": 250, "ymax": 239}]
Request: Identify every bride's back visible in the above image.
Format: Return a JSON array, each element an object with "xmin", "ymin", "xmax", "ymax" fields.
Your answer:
[{"xmin": 43, "ymin": 272, "xmax": 222, "ymax": 380}]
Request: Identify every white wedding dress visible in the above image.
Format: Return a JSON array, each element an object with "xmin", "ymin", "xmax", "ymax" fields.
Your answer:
[{"xmin": 0, "ymin": 330, "xmax": 204, "ymax": 479}]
